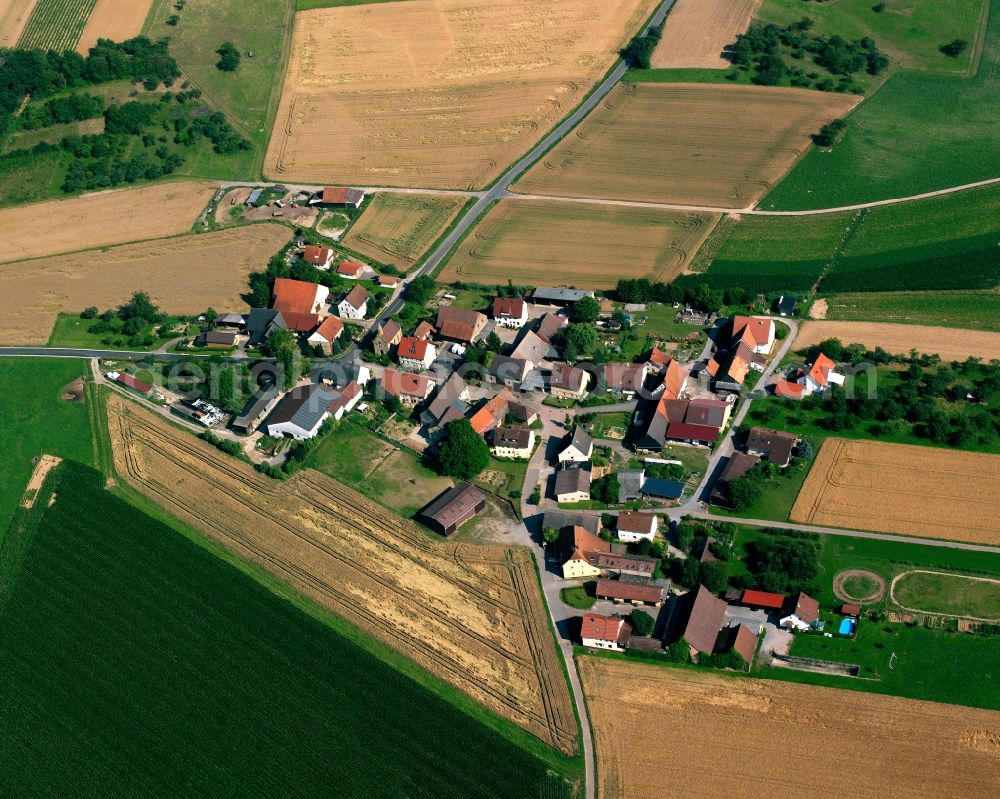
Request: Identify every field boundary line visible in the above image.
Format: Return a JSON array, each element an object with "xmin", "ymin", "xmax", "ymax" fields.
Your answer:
[{"xmin": 890, "ymin": 569, "xmax": 1000, "ymax": 622}]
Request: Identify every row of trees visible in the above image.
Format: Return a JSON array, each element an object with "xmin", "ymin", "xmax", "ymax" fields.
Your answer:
[{"xmin": 20, "ymin": 93, "xmax": 105, "ymax": 130}]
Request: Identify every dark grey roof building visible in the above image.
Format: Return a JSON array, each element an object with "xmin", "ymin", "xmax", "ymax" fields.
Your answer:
[
  {"xmin": 246, "ymin": 308, "xmax": 288, "ymax": 347},
  {"xmin": 232, "ymin": 385, "xmax": 279, "ymax": 433},
  {"xmin": 617, "ymin": 469, "xmax": 646, "ymax": 503},
  {"xmin": 420, "ymin": 482, "xmax": 487, "ymax": 536}
]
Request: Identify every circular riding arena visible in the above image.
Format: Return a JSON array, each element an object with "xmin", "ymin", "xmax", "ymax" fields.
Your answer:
[{"xmin": 833, "ymin": 569, "xmax": 886, "ymax": 604}]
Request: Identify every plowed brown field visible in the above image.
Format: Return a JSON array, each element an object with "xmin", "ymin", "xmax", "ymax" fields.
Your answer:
[
  {"xmin": 264, "ymin": 0, "xmax": 659, "ymax": 189},
  {"xmin": 0, "ymin": 224, "xmax": 289, "ymax": 345},
  {"xmin": 580, "ymin": 658, "xmax": 1000, "ymax": 799},
  {"xmin": 439, "ymin": 199, "xmax": 718, "ymax": 288},
  {"xmin": 343, "ymin": 193, "xmax": 467, "ymax": 270},
  {"xmin": 515, "ymin": 82, "xmax": 858, "ymax": 207},
  {"xmin": 0, "ymin": 181, "xmax": 215, "ymax": 264},
  {"xmin": 790, "ymin": 438, "xmax": 1000, "ymax": 545},
  {"xmin": 76, "ymin": 0, "xmax": 152, "ymax": 53},
  {"xmin": 796, "ymin": 320, "xmax": 1000, "ymax": 361},
  {"xmin": 104, "ymin": 394, "xmax": 578, "ymax": 754},
  {"xmin": 0, "ymin": 0, "xmax": 37, "ymax": 46},
  {"xmin": 651, "ymin": 0, "xmax": 761, "ymax": 68}
]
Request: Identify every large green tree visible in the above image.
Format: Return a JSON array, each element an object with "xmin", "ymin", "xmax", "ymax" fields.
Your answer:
[{"xmin": 436, "ymin": 419, "xmax": 490, "ymax": 480}]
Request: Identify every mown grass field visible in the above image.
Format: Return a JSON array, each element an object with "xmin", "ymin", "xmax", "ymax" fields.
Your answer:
[
  {"xmin": 823, "ymin": 290, "xmax": 1000, "ymax": 331},
  {"xmin": 893, "ymin": 570, "xmax": 1000, "ymax": 619},
  {"xmin": 144, "ymin": 0, "xmax": 293, "ymax": 175},
  {"xmin": 0, "ymin": 358, "xmax": 93, "ymax": 523},
  {"xmin": 756, "ymin": 0, "xmax": 987, "ymax": 74},
  {"xmin": 16, "ymin": 0, "xmax": 96, "ymax": 51},
  {"xmin": 308, "ymin": 420, "xmax": 453, "ymax": 517},
  {"xmin": 0, "ymin": 460, "xmax": 576, "ymax": 799},
  {"xmin": 761, "ymin": 1, "xmax": 1000, "ymax": 208}
]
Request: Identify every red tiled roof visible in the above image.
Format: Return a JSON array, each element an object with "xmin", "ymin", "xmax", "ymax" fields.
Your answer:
[
  {"xmin": 682, "ymin": 585, "xmax": 727, "ymax": 654},
  {"xmin": 381, "ymin": 369, "xmax": 431, "ymax": 399},
  {"xmin": 596, "ymin": 578, "xmax": 665, "ymax": 604},
  {"xmin": 322, "ymin": 187, "xmax": 353, "ymax": 204},
  {"xmin": 377, "ymin": 274, "xmax": 399, "ymax": 287},
  {"xmin": 273, "ymin": 278, "xmax": 324, "ymax": 315},
  {"xmin": 492, "ymin": 297, "xmax": 525, "ymax": 319},
  {"xmin": 413, "ymin": 320, "xmax": 435, "ymax": 340},
  {"xmin": 377, "ymin": 319, "xmax": 402, "ymax": 343},
  {"xmin": 436, "ymin": 306, "xmax": 486, "ymax": 342},
  {"xmin": 302, "ymin": 244, "xmax": 332, "ymax": 265},
  {"xmin": 742, "ymin": 589, "xmax": 786, "ymax": 610},
  {"xmin": 311, "ymin": 315, "xmax": 344, "ymax": 342},
  {"xmin": 648, "ymin": 346, "xmax": 671, "ymax": 367},
  {"xmin": 663, "ymin": 360, "xmax": 687, "ymax": 399},
  {"xmin": 808, "ymin": 353, "xmax": 836, "ymax": 388},
  {"xmin": 665, "ymin": 422, "xmax": 719, "ymax": 443},
  {"xmin": 337, "ymin": 260, "xmax": 365, "ymax": 277},
  {"xmin": 729, "ymin": 623, "xmax": 758, "ymax": 664},
  {"xmin": 774, "ymin": 380, "xmax": 806, "ymax": 399},
  {"xmin": 787, "ymin": 591, "xmax": 820, "ymax": 624},
  {"xmin": 840, "ymin": 603, "xmax": 861, "ymax": 616},
  {"xmin": 397, "ymin": 336, "xmax": 430, "ymax": 361},
  {"xmin": 617, "ymin": 511, "xmax": 657, "ymax": 535},
  {"xmin": 282, "ymin": 311, "xmax": 321, "ymax": 332},
  {"xmin": 604, "ymin": 362, "xmax": 647, "ymax": 392},
  {"xmin": 341, "ymin": 285, "xmax": 370, "ymax": 311},
  {"xmin": 731, "ymin": 315, "xmax": 773, "ymax": 348},
  {"xmin": 469, "ymin": 387, "xmax": 512, "ymax": 435},
  {"xmin": 116, "ymin": 373, "xmax": 151, "ymax": 394},
  {"xmin": 581, "ymin": 613, "xmax": 630, "ymax": 645}
]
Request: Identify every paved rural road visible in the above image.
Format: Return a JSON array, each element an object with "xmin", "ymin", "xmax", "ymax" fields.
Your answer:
[{"xmin": 0, "ymin": 346, "xmax": 272, "ymax": 363}]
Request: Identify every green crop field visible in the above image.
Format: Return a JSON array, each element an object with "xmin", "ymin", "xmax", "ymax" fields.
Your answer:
[
  {"xmin": 16, "ymin": 0, "xmax": 96, "ymax": 51},
  {"xmin": 144, "ymin": 0, "xmax": 294, "ymax": 175},
  {"xmin": 0, "ymin": 460, "xmax": 576, "ymax": 799},
  {"xmin": 756, "ymin": 0, "xmax": 987, "ymax": 74},
  {"xmin": 684, "ymin": 212, "xmax": 853, "ymax": 294},
  {"xmin": 892, "ymin": 570, "xmax": 1000, "ymax": 619},
  {"xmin": 0, "ymin": 358, "xmax": 94, "ymax": 523},
  {"xmin": 761, "ymin": 2, "xmax": 1000, "ymax": 209},
  {"xmin": 823, "ymin": 290, "xmax": 1000, "ymax": 330},
  {"xmin": 822, "ymin": 186, "xmax": 1000, "ymax": 291}
]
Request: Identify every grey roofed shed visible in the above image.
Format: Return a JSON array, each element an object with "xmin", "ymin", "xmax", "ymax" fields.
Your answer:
[
  {"xmin": 265, "ymin": 384, "xmax": 339, "ymax": 434},
  {"xmin": 530, "ymin": 287, "xmax": 595, "ymax": 304},
  {"xmin": 542, "ymin": 510, "xmax": 599, "ymax": 535},
  {"xmin": 617, "ymin": 469, "xmax": 646, "ymax": 503},
  {"xmin": 232, "ymin": 385, "xmax": 279, "ymax": 432},
  {"xmin": 246, "ymin": 308, "xmax": 287, "ymax": 347}
]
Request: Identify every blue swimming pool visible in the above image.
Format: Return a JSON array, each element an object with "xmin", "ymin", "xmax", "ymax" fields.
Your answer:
[{"xmin": 839, "ymin": 618, "xmax": 857, "ymax": 635}]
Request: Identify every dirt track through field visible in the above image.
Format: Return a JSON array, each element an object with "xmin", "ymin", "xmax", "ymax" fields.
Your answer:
[
  {"xmin": 76, "ymin": 0, "xmax": 152, "ymax": 53},
  {"xmin": 440, "ymin": 198, "xmax": 718, "ymax": 288},
  {"xmin": 651, "ymin": 0, "xmax": 760, "ymax": 68},
  {"xmin": 0, "ymin": 224, "xmax": 290, "ymax": 345},
  {"xmin": 0, "ymin": 181, "xmax": 216, "ymax": 264},
  {"xmin": 791, "ymin": 438, "xmax": 1000, "ymax": 546},
  {"xmin": 580, "ymin": 657, "xmax": 1000, "ymax": 799},
  {"xmin": 265, "ymin": 0, "xmax": 659, "ymax": 188},
  {"xmin": 0, "ymin": 0, "xmax": 37, "ymax": 46},
  {"xmin": 104, "ymin": 394, "xmax": 578, "ymax": 754},
  {"xmin": 516, "ymin": 82, "xmax": 857, "ymax": 207},
  {"xmin": 797, "ymin": 320, "xmax": 1000, "ymax": 361}
]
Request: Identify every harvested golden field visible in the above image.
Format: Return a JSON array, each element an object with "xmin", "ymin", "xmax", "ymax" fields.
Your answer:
[
  {"xmin": 791, "ymin": 438, "xmax": 1000, "ymax": 545},
  {"xmin": 343, "ymin": 193, "xmax": 467, "ymax": 270},
  {"xmin": 515, "ymin": 82, "xmax": 858, "ymax": 207},
  {"xmin": 439, "ymin": 199, "xmax": 718, "ymax": 289},
  {"xmin": 651, "ymin": 0, "xmax": 761, "ymax": 68},
  {"xmin": 797, "ymin": 320, "xmax": 1000, "ymax": 361},
  {"xmin": 104, "ymin": 394, "xmax": 578, "ymax": 754},
  {"xmin": 0, "ymin": 224, "xmax": 289, "ymax": 345},
  {"xmin": 76, "ymin": 0, "xmax": 153, "ymax": 53},
  {"xmin": 0, "ymin": 181, "xmax": 215, "ymax": 264},
  {"xmin": 0, "ymin": 0, "xmax": 37, "ymax": 46},
  {"xmin": 580, "ymin": 657, "xmax": 1000, "ymax": 799},
  {"xmin": 265, "ymin": 0, "xmax": 659, "ymax": 189}
]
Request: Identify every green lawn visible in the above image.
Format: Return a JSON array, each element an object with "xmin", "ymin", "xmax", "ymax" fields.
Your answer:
[
  {"xmin": 0, "ymin": 358, "xmax": 94, "ymax": 523},
  {"xmin": 756, "ymin": 0, "xmax": 987, "ymax": 74},
  {"xmin": 822, "ymin": 290, "xmax": 1000, "ymax": 331},
  {"xmin": 560, "ymin": 583, "xmax": 596, "ymax": 610},
  {"xmin": 475, "ymin": 456, "xmax": 530, "ymax": 505},
  {"xmin": 585, "ymin": 412, "xmax": 630, "ymax": 439},
  {"xmin": 447, "ymin": 289, "xmax": 492, "ymax": 312},
  {"xmin": 309, "ymin": 420, "xmax": 452, "ymax": 517},
  {"xmin": 761, "ymin": 1, "xmax": 1000, "ymax": 208},
  {"xmin": 711, "ymin": 453, "xmax": 815, "ymax": 522},
  {"xmin": 0, "ymin": 460, "xmax": 576, "ymax": 798},
  {"xmin": 45, "ymin": 314, "xmax": 177, "ymax": 350},
  {"xmin": 144, "ymin": 0, "xmax": 294, "ymax": 176},
  {"xmin": 892, "ymin": 570, "xmax": 1000, "ymax": 619}
]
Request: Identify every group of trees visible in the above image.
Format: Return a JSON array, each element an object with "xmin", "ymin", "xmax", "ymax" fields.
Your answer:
[
  {"xmin": 20, "ymin": 93, "xmax": 105, "ymax": 130},
  {"xmin": 811, "ymin": 117, "xmax": 847, "ymax": 147},
  {"xmin": 436, "ymin": 419, "xmax": 490, "ymax": 479},
  {"xmin": 744, "ymin": 534, "xmax": 820, "ymax": 594},
  {"xmin": 621, "ymin": 23, "xmax": 663, "ymax": 69},
  {"xmin": 616, "ymin": 277, "xmax": 752, "ymax": 314},
  {"xmin": 82, "ymin": 291, "xmax": 169, "ymax": 347},
  {"xmin": 216, "ymin": 42, "xmax": 241, "ymax": 72},
  {"xmin": 730, "ymin": 19, "xmax": 887, "ymax": 91}
]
